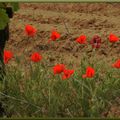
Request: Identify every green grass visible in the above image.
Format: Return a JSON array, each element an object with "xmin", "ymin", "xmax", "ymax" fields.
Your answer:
[{"xmin": 0, "ymin": 53, "xmax": 120, "ymax": 118}]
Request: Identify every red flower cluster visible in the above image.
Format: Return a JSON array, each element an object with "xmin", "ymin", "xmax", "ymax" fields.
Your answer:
[
  {"xmin": 4, "ymin": 26, "xmax": 120, "ymax": 81},
  {"xmin": 30, "ymin": 52, "xmax": 42, "ymax": 62},
  {"xmin": 3, "ymin": 50, "xmax": 42, "ymax": 64},
  {"xmin": 82, "ymin": 66, "xmax": 95, "ymax": 78},
  {"xmin": 53, "ymin": 64, "xmax": 95, "ymax": 80},
  {"xmin": 62, "ymin": 69, "xmax": 74, "ymax": 80},
  {"xmin": 76, "ymin": 35, "xmax": 87, "ymax": 44},
  {"xmin": 4, "ymin": 50, "xmax": 13, "ymax": 64},
  {"xmin": 109, "ymin": 33, "xmax": 119, "ymax": 43},
  {"xmin": 75, "ymin": 33, "xmax": 119, "ymax": 49},
  {"xmin": 53, "ymin": 64, "xmax": 65, "ymax": 75},
  {"xmin": 75, "ymin": 34, "xmax": 102, "ymax": 49},
  {"xmin": 48, "ymin": 30, "xmax": 60, "ymax": 43},
  {"xmin": 112, "ymin": 59, "xmax": 120, "ymax": 68},
  {"xmin": 53, "ymin": 64, "xmax": 95, "ymax": 79},
  {"xmin": 53, "ymin": 64, "xmax": 74, "ymax": 80},
  {"xmin": 90, "ymin": 35, "xmax": 101, "ymax": 48},
  {"xmin": 25, "ymin": 24, "xmax": 37, "ymax": 37}
]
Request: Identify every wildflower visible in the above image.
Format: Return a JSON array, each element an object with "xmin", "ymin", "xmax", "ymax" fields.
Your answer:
[
  {"xmin": 30, "ymin": 52, "xmax": 42, "ymax": 62},
  {"xmin": 76, "ymin": 35, "xmax": 87, "ymax": 44},
  {"xmin": 112, "ymin": 59, "xmax": 120, "ymax": 68},
  {"xmin": 90, "ymin": 35, "xmax": 101, "ymax": 48},
  {"xmin": 109, "ymin": 33, "xmax": 119, "ymax": 43},
  {"xmin": 48, "ymin": 30, "xmax": 60, "ymax": 43},
  {"xmin": 62, "ymin": 69, "xmax": 74, "ymax": 80},
  {"xmin": 25, "ymin": 24, "xmax": 37, "ymax": 37},
  {"xmin": 4, "ymin": 50, "xmax": 13, "ymax": 64},
  {"xmin": 82, "ymin": 66, "xmax": 95, "ymax": 78},
  {"xmin": 53, "ymin": 64, "xmax": 65, "ymax": 75}
]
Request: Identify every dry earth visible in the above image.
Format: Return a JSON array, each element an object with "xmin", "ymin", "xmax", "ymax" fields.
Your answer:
[{"xmin": 6, "ymin": 3, "xmax": 120, "ymax": 68}]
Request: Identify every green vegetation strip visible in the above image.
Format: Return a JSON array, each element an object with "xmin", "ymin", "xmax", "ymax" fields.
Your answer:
[{"xmin": 1, "ymin": 0, "xmax": 120, "ymax": 2}]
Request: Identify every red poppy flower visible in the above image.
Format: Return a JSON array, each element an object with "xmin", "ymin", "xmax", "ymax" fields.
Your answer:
[
  {"xmin": 53, "ymin": 64, "xmax": 65, "ymax": 75},
  {"xmin": 62, "ymin": 69, "xmax": 74, "ymax": 80},
  {"xmin": 4, "ymin": 50, "xmax": 13, "ymax": 64},
  {"xmin": 76, "ymin": 35, "xmax": 87, "ymax": 44},
  {"xmin": 90, "ymin": 35, "xmax": 101, "ymax": 48},
  {"xmin": 112, "ymin": 59, "xmax": 120, "ymax": 68},
  {"xmin": 82, "ymin": 66, "xmax": 95, "ymax": 78},
  {"xmin": 25, "ymin": 24, "xmax": 37, "ymax": 37},
  {"xmin": 109, "ymin": 33, "xmax": 119, "ymax": 43},
  {"xmin": 30, "ymin": 52, "xmax": 42, "ymax": 62},
  {"xmin": 48, "ymin": 30, "xmax": 60, "ymax": 43}
]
